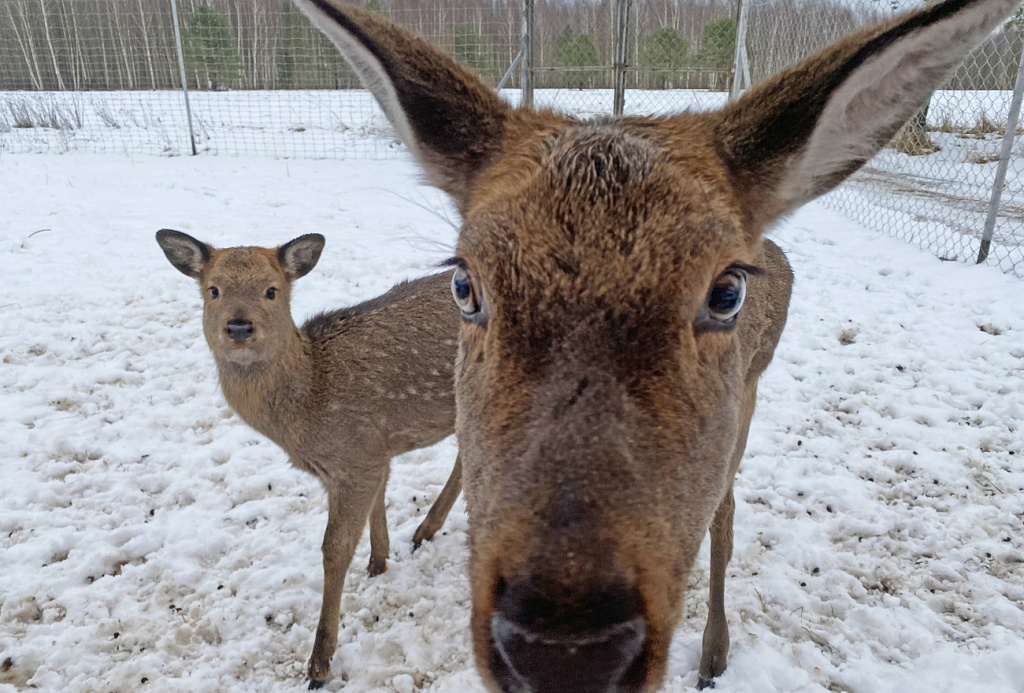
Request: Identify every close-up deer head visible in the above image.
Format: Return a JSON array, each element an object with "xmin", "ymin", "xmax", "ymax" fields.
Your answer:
[{"xmin": 288, "ymin": 0, "xmax": 1022, "ymax": 690}]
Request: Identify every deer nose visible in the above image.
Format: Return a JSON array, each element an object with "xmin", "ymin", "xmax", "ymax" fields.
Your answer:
[
  {"xmin": 490, "ymin": 580, "xmax": 647, "ymax": 693},
  {"xmin": 226, "ymin": 319, "xmax": 254, "ymax": 342}
]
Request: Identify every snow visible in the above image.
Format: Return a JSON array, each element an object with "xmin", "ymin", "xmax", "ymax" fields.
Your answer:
[
  {"xmin": 1, "ymin": 151, "xmax": 1023, "ymax": 693},
  {"xmin": 0, "ymin": 88, "xmax": 727, "ymax": 158},
  {"xmin": 0, "ymin": 89, "xmax": 1013, "ymax": 158},
  {"xmin": 823, "ymin": 126, "xmax": 1024, "ymax": 278},
  {"xmin": 4, "ymin": 87, "xmax": 1020, "ymax": 278}
]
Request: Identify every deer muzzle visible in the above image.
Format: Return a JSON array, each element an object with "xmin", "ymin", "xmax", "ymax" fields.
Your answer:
[
  {"xmin": 226, "ymin": 319, "xmax": 254, "ymax": 342},
  {"xmin": 486, "ymin": 569, "xmax": 650, "ymax": 693}
]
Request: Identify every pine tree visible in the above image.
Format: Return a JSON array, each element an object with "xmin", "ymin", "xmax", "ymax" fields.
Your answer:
[
  {"xmin": 555, "ymin": 26, "xmax": 600, "ymax": 89},
  {"xmin": 454, "ymin": 24, "xmax": 492, "ymax": 75},
  {"xmin": 364, "ymin": 0, "xmax": 388, "ymax": 17},
  {"xmin": 639, "ymin": 28, "xmax": 690, "ymax": 88},
  {"xmin": 696, "ymin": 17, "xmax": 735, "ymax": 70},
  {"xmin": 183, "ymin": 6, "xmax": 241, "ymax": 90}
]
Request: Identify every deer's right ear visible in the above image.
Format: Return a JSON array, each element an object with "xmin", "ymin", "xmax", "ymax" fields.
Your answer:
[
  {"xmin": 288, "ymin": 0, "xmax": 515, "ymax": 211},
  {"xmin": 156, "ymin": 229, "xmax": 211, "ymax": 279}
]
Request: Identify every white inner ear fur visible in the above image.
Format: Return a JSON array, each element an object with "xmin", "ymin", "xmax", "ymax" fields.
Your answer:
[
  {"xmin": 780, "ymin": 0, "xmax": 1020, "ymax": 209},
  {"xmin": 289, "ymin": 0, "xmax": 419, "ymax": 158},
  {"xmin": 281, "ymin": 241, "xmax": 320, "ymax": 278},
  {"xmin": 166, "ymin": 237, "xmax": 206, "ymax": 275}
]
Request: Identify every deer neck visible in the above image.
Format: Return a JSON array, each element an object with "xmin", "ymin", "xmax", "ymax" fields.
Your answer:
[{"xmin": 214, "ymin": 328, "xmax": 313, "ymax": 451}]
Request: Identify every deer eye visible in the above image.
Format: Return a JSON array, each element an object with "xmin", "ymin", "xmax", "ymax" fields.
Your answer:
[
  {"xmin": 451, "ymin": 268, "xmax": 485, "ymax": 323},
  {"xmin": 703, "ymin": 268, "xmax": 746, "ymax": 327},
  {"xmin": 208, "ymin": 286, "xmax": 219, "ymax": 299},
  {"xmin": 266, "ymin": 287, "xmax": 277, "ymax": 300}
]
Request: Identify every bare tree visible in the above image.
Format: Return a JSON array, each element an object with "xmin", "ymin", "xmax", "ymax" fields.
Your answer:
[
  {"xmin": 37, "ymin": 0, "xmax": 67, "ymax": 89},
  {"xmin": 4, "ymin": 0, "xmax": 44, "ymax": 90}
]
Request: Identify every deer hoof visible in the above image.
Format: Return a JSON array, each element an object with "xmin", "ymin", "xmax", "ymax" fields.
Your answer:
[
  {"xmin": 367, "ymin": 557, "xmax": 388, "ymax": 577},
  {"xmin": 697, "ymin": 676, "xmax": 716, "ymax": 690},
  {"xmin": 411, "ymin": 527, "xmax": 434, "ymax": 550},
  {"xmin": 307, "ymin": 646, "xmax": 331, "ymax": 689}
]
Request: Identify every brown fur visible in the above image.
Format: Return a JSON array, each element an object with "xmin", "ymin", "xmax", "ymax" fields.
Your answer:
[
  {"xmin": 155, "ymin": 230, "xmax": 463, "ymax": 688},
  {"xmin": 289, "ymin": 0, "xmax": 1021, "ymax": 690}
]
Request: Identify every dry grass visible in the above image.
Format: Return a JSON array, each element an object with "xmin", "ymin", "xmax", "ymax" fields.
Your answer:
[
  {"xmin": 965, "ymin": 150, "xmax": 1001, "ymax": 164},
  {"xmin": 890, "ymin": 120, "xmax": 940, "ymax": 155},
  {"xmin": 6, "ymin": 99, "xmax": 34, "ymax": 129},
  {"xmin": 93, "ymin": 100, "xmax": 122, "ymax": 129},
  {"xmin": 1, "ymin": 96, "xmax": 84, "ymax": 131},
  {"xmin": 931, "ymin": 109, "xmax": 1014, "ymax": 138},
  {"xmin": 965, "ymin": 110, "xmax": 1004, "ymax": 137}
]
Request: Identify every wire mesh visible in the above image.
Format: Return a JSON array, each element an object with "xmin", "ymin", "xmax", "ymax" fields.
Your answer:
[
  {"xmin": 739, "ymin": 0, "xmax": 1024, "ymax": 277},
  {"xmin": 0, "ymin": 0, "xmax": 521, "ymax": 157},
  {"xmin": 527, "ymin": 0, "xmax": 617, "ymax": 116},
  {"xmin": 624, "ymin": 0, "xmax": 735, "ymax": 114}
]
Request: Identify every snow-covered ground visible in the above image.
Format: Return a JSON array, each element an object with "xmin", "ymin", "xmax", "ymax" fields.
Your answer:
[
  {"xmin": 1, "ymin": 88, "xmax": 728, "ymax": 158},
  {"xmin": 824, "ymin": 127, "xmax": 1024, "ymax": 278},
  {"xmin": 4, "ymin": 88, "xmax": 1021, "ymax": 278},
  {"xmin": 2, "ymin": 89, "xmax": 1015, "ymax": 158},
  {"xmin": 1, "ymin": 151, "xmax": 1023, "ymax": 693}
]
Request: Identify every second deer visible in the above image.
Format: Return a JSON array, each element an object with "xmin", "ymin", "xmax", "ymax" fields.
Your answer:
[{"xmin": 156, "ymin": 230, "xmax": 462, "ymax": 688}]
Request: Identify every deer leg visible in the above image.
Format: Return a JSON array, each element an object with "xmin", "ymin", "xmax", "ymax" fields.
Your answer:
[
  {"xmin": 307, "ymin": 476, "xmax": 381, "ymax": 689},
  {"xmin": 698, "ymin": 383, "xmax": 757, "ymax": 689},
  {"xmin": 367, "ymin": 469, "xmax": 390, "ymax": 577},
  {"xmin": 698, "ymin": 485, "xmax": 734, "ymax": 690},
  {"xmin": 412, "ymin": 453, "xmax": 463, "ymax": 550}
]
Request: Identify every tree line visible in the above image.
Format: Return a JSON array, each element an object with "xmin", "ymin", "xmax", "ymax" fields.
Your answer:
[{"xmin": 0, "ymin": 0, "xmax": 1020, "ymax": 92}]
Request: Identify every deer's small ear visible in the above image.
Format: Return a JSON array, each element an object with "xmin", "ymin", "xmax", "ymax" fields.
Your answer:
[
  {"xmin": 288, "ymin": 0, "xmax": 526, "ymax": 212},
  {"xmin": 278, "ymin": 234, "xmax": 325, "ymax": 280},
  {"xmin": 707, "ymin": 0, "xmax": 1019, "ymax": 234},
  {"xmin": 156, "ymin": 229, "xmax": 211, "ymax": 279}
]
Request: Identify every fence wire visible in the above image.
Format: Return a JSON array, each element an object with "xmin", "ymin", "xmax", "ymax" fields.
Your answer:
[
  {"xmin": 1, "ymin": 0, "xmax": 1022, "ymax": 276},
  {"xmin": 743, "ymin": 0, "xmax": 1024, "ymax": 277},
  {"xmin": 0, "ymin": 0, "xmax": 521, "ymax": 157},
  {"xmin": 526, "ymin": 0, "xmax": 616, "ymax": 116}
]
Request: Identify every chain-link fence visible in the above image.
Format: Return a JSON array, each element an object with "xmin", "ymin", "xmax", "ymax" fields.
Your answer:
[
  {"xmin": 1, "ymin": 0, "xmax": 1022, "ymax": 276},
  {"xmin": 0, "ymin": 0, "xmax": 521, "ymax": 157},
  {"xmin": 736, "ymin": 0, "xmax": 1024, "ymax": 277},
  {"xmin": 526, "ymin": 0, "xmax": 1023, "ymax": 276},
  {"xmin": 625, "ymin": 0, "xmax": 735, "ymax": 114},
  {"xmin": 529, "ymin": 0, "xmax": 736, "ymax": 116},
  {"xmin": 528, "ymin": 0, "xmax": 616, "ymax": 115}
]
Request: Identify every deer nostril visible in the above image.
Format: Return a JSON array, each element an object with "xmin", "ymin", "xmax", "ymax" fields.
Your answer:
[
  {"xmin": 491, "ymin": 613, "xmax": 646, "ymax": 693},
  {"xmin": 226, "ymin": 319, "xmax": 254, "ymax": 342},
  {"xmin": 490, "ymin": 579, "xmax": 647, "ymax": 693}
]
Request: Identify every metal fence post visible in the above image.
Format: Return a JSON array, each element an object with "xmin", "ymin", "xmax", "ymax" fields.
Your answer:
[
  {"xmin": 978, "ymin": 41, "xmax": 1024, "ymax": 264},
  {"xmin": 170, "ymin": 0, "xmax": 197, "ymax": 156},
  {"xmin": 497, "ymin": 49, "xmax": 523, "ymax": 91},
  {"xmin": 521, "ymin": 0, "xmax": 535, "ymax": 109},
  {"xmin": 730, "ymin": 0, "xmax": 751, "ymax": 101},
  {"xmin": 613, "ymin": 0, "xmax": 631, "ymax": 116}
]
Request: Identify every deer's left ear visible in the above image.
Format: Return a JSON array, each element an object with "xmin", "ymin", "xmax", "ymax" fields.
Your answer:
[
  {"xmin": 289, "ymin": 0, "xmax": 524, "ymax": 212},
  {"xmin": 707, "ymin": 0, "xmax": 1020, "ymax": 233},
  {"xmin": 278, "ymin": 234, "xmax": 325, "ymax": 281}
]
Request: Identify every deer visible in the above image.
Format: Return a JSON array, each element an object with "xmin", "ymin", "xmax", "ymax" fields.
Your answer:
[
  {"xmin": 155, "ymin": 230, "xmax": 463, "ymax": 688},
  {"xmin": 288, "ymin": 0, "xmax": 1022, "ymax": 690}
]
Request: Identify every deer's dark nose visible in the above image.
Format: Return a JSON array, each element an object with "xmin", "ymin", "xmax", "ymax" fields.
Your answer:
[
  {"xmin": 490, "ymin": 579, "xmax": 647, "ymax": 693},
  {"xmin": 226, "ymin": 319, "xmax": 254, "ymax": 342}
]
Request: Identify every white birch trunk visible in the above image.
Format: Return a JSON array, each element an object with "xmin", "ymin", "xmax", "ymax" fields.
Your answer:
[{"xmin": 37, "ymin": 0, "xmax": 66, "ymax": 90}]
